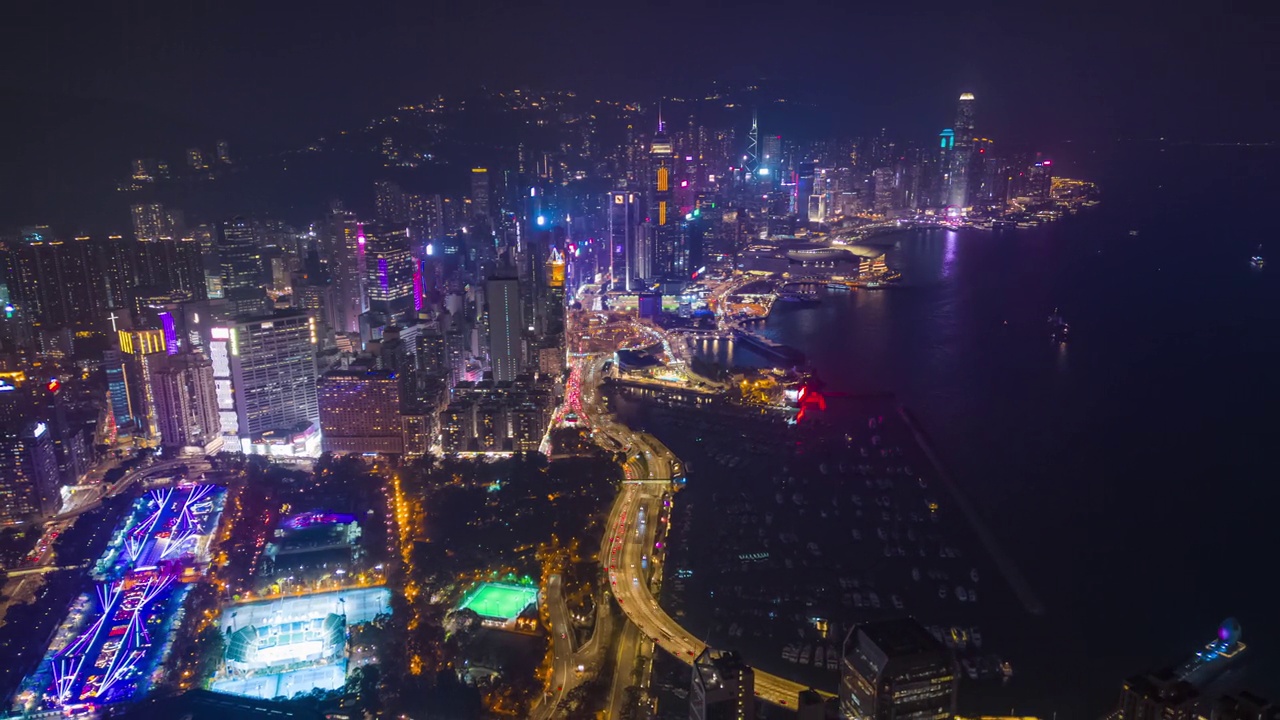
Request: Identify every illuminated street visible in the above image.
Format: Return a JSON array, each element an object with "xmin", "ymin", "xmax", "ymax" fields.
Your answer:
[{"xmin": 574, "ymin": 348, "xmax": 829, "ymax": 710}]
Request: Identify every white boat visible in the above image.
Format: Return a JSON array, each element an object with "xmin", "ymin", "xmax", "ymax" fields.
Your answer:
[
  {"xmin": 892, "ymin": 594, "xmax": 904, "ymax": 610},
  {"xmin": 971, "ymin": 629, "xmax": 983, "ymax": 648},
  {"xmin": 869, "ymin": 592, "xmax": 880, "ymax": 609},
  {"xmin": 799, "ymin": 645, "xmax": 812, "ymax": 665},
  {"xmin": 970, "ymin": 568, "xmax": 979, "ymax": 583},
  {"xmin": 938, "ymin": 585, "xmax": 947, "ymax": 599},
  {"xmin": 826, "ymin": 649, "xmax": 839, "ymax": 671},
  {"xmin": 814, "ymin": 646, "xmax": 825, "ymax": 666},
  {"xmin": 955, "ymin": 586, "xmax": 968, "ymax": 602},
  {"xmin": 911, "ymin": 567, "xmax": 921, "ymax": 582},
  {"xmin": 968, "ymin": 588, "xmax": 977, "ymax": 603}
]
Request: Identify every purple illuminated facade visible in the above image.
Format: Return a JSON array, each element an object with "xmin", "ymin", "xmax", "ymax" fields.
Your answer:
[
  {"xmin": 282, "ymin": 510, "xmax": 359, "ymax": 529},
  {"xmin": 362, "ymin": 227, "xmax": 414, "ymax": 317},
  {"xmin": 23, "ymin": 484, "xmax": 225, "ymax": 712}
]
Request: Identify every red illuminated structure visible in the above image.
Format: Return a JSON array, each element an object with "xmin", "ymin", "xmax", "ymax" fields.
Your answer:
[{"xmin": 795, "ymin": 382, "xmax": 827, "ymax": 422}]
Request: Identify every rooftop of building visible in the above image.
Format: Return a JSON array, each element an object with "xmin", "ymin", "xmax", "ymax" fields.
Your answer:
[{"xmin": 854, "ymin": 617, "xmax": 946, "ymax": 659}]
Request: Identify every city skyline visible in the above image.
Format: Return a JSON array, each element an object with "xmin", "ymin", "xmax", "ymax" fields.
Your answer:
[{"xmin": 0, "ymin": 5, "xmax": 1275, "ymax": 719}]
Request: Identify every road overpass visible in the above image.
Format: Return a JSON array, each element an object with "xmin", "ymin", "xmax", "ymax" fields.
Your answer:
[{"xmin": 583, "ymin": 354, "xmax": 830, "ymax": 709}]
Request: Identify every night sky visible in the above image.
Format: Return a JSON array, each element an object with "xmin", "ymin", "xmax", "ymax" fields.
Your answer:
[{"xmin": 0, "ymin": 0, "xmax": 1274, "ymax": 225}]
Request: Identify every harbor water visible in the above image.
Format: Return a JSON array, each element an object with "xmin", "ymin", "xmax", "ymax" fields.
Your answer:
[{"xmin": 693, "ymin": 143, "xmax": 1280, "ymax": 716}]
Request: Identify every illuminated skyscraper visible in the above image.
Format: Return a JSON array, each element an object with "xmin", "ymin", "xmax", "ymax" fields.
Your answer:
[
  {"xmin": 375, "ymin": 180, "xmax": 409, "ymax": 225},
  {"xmin": 137, "ymin": 236, "xmax": 205, "ymax": 301},
  {"xmin": 363, "ymin": 227, "xmax": 415, "ymax": 318},
  {"xmin": 485, "ymin": 275, "xmax": 523, "ymax": 383},
  {"xmin": 470, "ymin": 168, "xmax": 491, "ymax": 221},
  {"xmin": 648, "ymin": 113, "xmax": 680, "ymax": 278},
  {"xmin": 796, "ymin": 163, "xmax": 815, "ymax": 218},
  {"xmin": 690, "ymin": 648, "xmax": 756, "ymax": 720},
  {"xmin": 217, "ymin": 218, "xmax": 267, "ymax": 317},
  {"xmin": 0, "ymin": 418, "xmax": 61, "ymax": 523},
  {"xmin": 544, "ymin": 246, "xmax": 566, "ymax": 338},
  {"xmin": 103, "ymin": 349, "xmax": 134, "ymax": 430},
  {"xmin": 607, "ymin": 191, "xmax": 641, "ymax": 290},
  {"xmin": 225, "ymin": 310, "xmax": 320, "ymax": 455},
  {"xmin": 11, "ymin": 230, "xmax": 110, "ymax": 330},
  {"xmin": 131, "ymin": 203, "xmax": 174, "ymax": 241},
  {"xmin": 320, "ymin": 210, "xmax": 364, "ymax": 333},
  {"xmin": 840, "ymin": 618, "xmax": 956, "ymax": 720},
  {"xmin": 948, "ymin": 92, "xmax": 976, "ymax": 207},
  {"xmin": 933, "ymin": 129, "xmax": 956, "ymax": 208},
  {"xmin": 118, "ymin": 328, "xmax": 169, "ymax": 443},
  {"xmin": 872, "ymin": 167, "xmax": 897, "ymax": 213},
  {"xmin": 761, "ymin": 134, "xmax": 782, "ymax": 177}
]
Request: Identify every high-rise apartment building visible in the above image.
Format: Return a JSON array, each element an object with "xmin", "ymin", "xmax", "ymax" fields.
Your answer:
[
  {"xmin": 149, "ymin": 351, "xmax": 222, "ymax": 453},
  {"xmin": 224, "ymin": 310, "xmax": 320, "ymax": 456},
  {"xmin": 131, "ymin": 203, "xmax": 174, "ymax": 241},
  {"xmin": 440, "ymin": 402, "xmax": 474, "ymax": 453},
  {"xmin": 319, "ymin": 211, "xmax": 364, "ymax": 334},
  {"xmin": 485, "ymin": 276, "xmax": 522, "ymax": 383},
  {"xmin": 839, "ymin": 618, "xmax": 957, "ymax": 720},
  {"xmin": 0, "ymin": 419, "xmax": 61, "ymax": 524},
  {"xmin": 690, "ymin": 648, "xmax": 756, "ymax": 720},
  {"xmin": 318, "ymin": 368, "xmax": 404, "ymax": 455},
  {"xmin": 11, "ymin": 231, "xmax": 110, "ymax": 330},
  {"xmin": 872, "ymin": 167, "xmax": 898, "ymax": 214},
  {"xmin": 137, "ymin": 237, "xmax": 205, "ymax": 301},
  {"xmin": 217, "ymin": 218, "xmax": 267, "ymax": 317},
  {"xmin": 375, "ymin": 180, "xmax": 409, "ymax": 225},
  {"xmin": 187, "ymin": 148, "xmax": 208, "ymax": 171}
]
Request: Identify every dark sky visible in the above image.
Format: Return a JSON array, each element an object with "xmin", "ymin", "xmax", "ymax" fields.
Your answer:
[
  {"xmin": 3, "ymin": 0, "xmax": 1275, "ymax": 142},
  {"xmin": 0, "ymin": 0, "xmax": 1275, "ymax": 227}
]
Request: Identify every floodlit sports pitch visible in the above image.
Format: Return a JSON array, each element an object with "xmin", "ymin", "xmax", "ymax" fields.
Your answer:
[{"xmin": 456, "ymin": 583, "xmax": 539, "ymax": 622}]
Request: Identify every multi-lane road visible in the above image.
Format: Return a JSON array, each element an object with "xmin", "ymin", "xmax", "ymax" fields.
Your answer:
[{"xmin": 578, "ymin": 352, "xmax": 824, "ymax": 710}]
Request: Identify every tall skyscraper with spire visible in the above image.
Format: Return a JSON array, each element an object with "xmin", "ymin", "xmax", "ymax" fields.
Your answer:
[
  {"xmin": 948, "ymin": 92, "xmax": 976, "ymax": 207},
  {"xmin": 647, "ymin": 105, "xmax": 680, "ymax": 279},
  {"xmin": 745, "ymin": 110, "xmax": 759, "ymax": 175}
]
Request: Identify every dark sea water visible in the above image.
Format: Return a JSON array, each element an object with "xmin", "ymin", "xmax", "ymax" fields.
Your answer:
[{"xmin": 700, "ymin": 143, "xmax": 1280, "ymax": 716}]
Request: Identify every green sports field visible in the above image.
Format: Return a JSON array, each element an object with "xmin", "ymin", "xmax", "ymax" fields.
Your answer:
[{"xmin": 457, "ymin": 582, "xmax": 539, "ymax": 621}]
